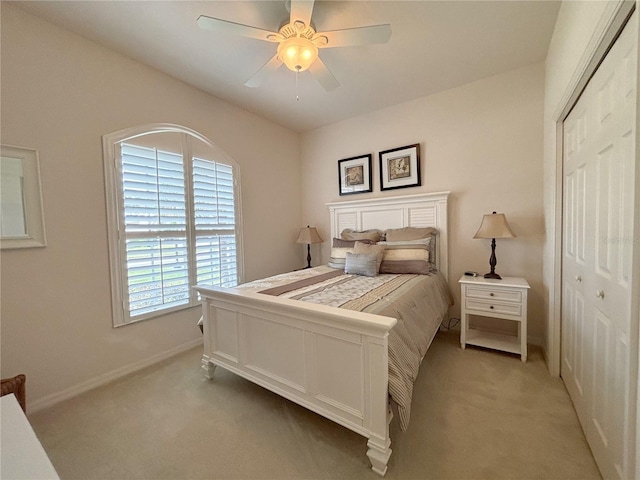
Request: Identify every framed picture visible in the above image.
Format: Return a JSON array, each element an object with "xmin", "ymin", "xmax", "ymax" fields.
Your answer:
[
  {"xmin": 1, "ymin": 145, "xmax": 46, "ymax": 249},
  {"xmin": 338, "ymin": 154, "xmax": 372, "ymax": 196},
  {"xmin": 379, "ymin": 144, "xmax": 421, "ymax": 191}
]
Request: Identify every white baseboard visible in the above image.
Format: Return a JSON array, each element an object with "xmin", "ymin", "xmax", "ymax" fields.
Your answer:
[{"xmin": 28, "ymin": 338, "xmax": 203, "ymax": 414}]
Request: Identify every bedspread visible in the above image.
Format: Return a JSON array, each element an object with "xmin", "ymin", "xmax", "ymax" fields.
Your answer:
[{"xmin": 238, "ymin": 266, "xmax": 453, "ymax": 431}]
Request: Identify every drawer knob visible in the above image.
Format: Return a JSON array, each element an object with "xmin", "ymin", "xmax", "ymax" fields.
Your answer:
[
  {"xmin": 489, "ymin": 305, "xmax": 494, "ymax": 309},
  {"xmin": 596, "ymin": 290, "xmax": 605, "ymax": 299},
  {"xmin": 575, "ymin": 275, "xmax": 582, "ymax": 282},
  {"xmin": 489, "ymin": 293, "xmax": 495, "ymax": 297}
]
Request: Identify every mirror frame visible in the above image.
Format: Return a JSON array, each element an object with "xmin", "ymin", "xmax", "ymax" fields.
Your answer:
[{"xmin": 1, "ymin": 144, "xmax": 46, "ymax": 249}]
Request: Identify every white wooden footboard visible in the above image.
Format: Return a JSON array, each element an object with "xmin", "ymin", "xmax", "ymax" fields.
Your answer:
[
  {"xmin": 194, "ymin": 285, "xmax": 397, "ymax": 476},
  {"xmin": 195, "ymin": 191, "xmax": 450, "ymax": 476}
]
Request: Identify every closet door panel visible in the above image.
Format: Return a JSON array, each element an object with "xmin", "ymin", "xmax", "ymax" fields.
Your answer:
[{"xmin": 561, "ymin": 11, "xmax": 637, "ymax": 480}]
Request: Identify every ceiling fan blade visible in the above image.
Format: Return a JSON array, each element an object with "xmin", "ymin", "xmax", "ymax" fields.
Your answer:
[
  {"xmin": 245, "ymin": 54, "xmax": 283, "ymax": 88},
  {"xmin": 317, "ymin": 24, "xmax": 392, "ymax": 48},
  {"xmin": 289, "ymin": 0, "xmax": 315, "ymax": 27},
  {"xmin": 197, "ymin": 15, "xmax": 279, "ymax": 42},
  {"xmin": 308, "ymin": 57, "xmax": 339, "ymax": 92}
]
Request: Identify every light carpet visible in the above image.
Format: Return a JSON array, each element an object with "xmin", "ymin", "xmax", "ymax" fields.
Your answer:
[{"xmin": 28, "ymin": 330, "xmax": 602, "ymax": 479}]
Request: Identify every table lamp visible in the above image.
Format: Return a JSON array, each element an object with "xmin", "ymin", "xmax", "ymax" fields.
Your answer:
[
  {"xmin": 296, "ymin": 225, "xmax": 324, "ymax": 269},
  {"xmin": 473, "ymin": 212, "xmax": 516, "ymax": 280}
]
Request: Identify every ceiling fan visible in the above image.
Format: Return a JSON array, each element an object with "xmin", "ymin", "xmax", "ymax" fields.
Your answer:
[{"xmin": 197, "ymin": 0, "xmax": 391, "ymax": 93}]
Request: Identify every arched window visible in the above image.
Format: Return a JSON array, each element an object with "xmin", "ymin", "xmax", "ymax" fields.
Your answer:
[{"xmin": 103, "ymin": 124, "xmax": 243, "ymax": 326}]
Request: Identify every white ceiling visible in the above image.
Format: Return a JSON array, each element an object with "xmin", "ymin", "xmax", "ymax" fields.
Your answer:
[{"xmin": 12, "ymin": 1, "xmax": 560, "ymax": 132}]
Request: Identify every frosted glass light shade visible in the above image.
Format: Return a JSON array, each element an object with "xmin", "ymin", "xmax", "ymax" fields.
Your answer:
[{"xmin": 277, "ymin": 37, "xmax": 318, "ymax": 72}]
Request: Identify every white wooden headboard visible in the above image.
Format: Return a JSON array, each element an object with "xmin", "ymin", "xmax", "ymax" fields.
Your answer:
[{"xmin": 326, "ymin": 192, "xmax": 450, "ymax": 281}]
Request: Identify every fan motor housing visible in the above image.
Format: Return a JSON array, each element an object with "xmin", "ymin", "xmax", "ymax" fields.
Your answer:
[{"xmin": 279, "ymin": 21, "xmax": 316, "ymax": 40}]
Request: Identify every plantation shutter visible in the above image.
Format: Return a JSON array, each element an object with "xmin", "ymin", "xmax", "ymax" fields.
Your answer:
[
  {"xmin": 105, "ymin": 126, "xmax": 242, "ymax": 327},
  {"xmin": 115, "ymin": 140, "xmax": 239, "ymax": 324},
  {"xmin": 121, "ymin": 143, "xmax": 190, "ymax": 317},
  {"xmin": 193, "ymin": 158, "xmax": 238, "ymax": 287}
]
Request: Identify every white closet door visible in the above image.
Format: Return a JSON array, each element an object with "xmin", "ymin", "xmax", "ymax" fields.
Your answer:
[{"xmin": 562, "ymin": 11, "xmax": 637, "ymax": 480}]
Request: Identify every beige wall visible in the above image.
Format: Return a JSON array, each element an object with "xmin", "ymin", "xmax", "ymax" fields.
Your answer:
[
  {"xmin": 0, "ymin": 1, "xmax": 564, "ymax": 409},
  {"xmin": 542, "ymin": 0, "xmax": 621, "ymax": 373},
  {"xmin": 301, "ymin": 62, "xmax": 545, "ymax": 343},
  {"xmin": 0, "ymin": 4, "xmax": 301, "ymax": 409}
]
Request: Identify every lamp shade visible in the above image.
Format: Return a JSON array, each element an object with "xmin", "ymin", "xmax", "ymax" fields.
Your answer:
[
  {"xmin": 296, "ymin": 226, "xmax": 323, "ymax": 245},
  {"xmin": 473, "ymin": 212, "xmax": 516, "ymax": 239}
]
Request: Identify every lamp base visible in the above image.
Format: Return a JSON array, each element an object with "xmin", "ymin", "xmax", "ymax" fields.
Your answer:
[
  {"xmin": 483, "ymin": 272, "xmax": 502, "ymax": 280},
  {"xmin": 306, "ymin": 244, "xmax": 312, "ymax": 269},
  {"xmin": 484, "ymin": 238, "xmax": 502, "ymax": 280}
]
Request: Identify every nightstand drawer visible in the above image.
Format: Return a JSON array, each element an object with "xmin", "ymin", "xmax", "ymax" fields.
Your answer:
[
  {"xmin": 465, "ymin": 299, "xmax": 522, "ymax": 317},
  {"xmin": 466, "ymin": 286, "xmax": 522, "ymax": 303}
]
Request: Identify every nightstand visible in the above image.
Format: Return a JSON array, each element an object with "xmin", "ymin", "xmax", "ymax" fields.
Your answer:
[{"xmin": 459, "ymin": 275, "xmax": 530, "ymax": 362}]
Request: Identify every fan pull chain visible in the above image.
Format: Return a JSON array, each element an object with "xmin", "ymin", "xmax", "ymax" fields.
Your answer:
[{"xmin": 295, "ymin": 67, "xmax": 300, "ymax": 101}]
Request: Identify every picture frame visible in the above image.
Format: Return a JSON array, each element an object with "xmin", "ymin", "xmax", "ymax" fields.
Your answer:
[
  {"xmin": 0, "ymin": 144, "xmax": 47, "ymax": 249},
  {"xmin": 338, "ymin": 154, "xmax": 372, "ymax": 196},
  {"xmin": 379, "ymin": 144, "xmax": 421, "ymax": 191}
]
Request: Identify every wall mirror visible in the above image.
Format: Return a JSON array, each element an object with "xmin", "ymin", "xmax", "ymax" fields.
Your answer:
[{"xmin": 1, "ymin": 145, "xmax": 46, "ymax": 249}]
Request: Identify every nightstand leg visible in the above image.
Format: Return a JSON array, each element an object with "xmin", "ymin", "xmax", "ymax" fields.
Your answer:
[
  {"xmin": 519, "ymin": 322, "xmax": 527, "ymax": 362},
  {"xmin": 461, "ymin": 313, "xmax": 467, "ymax": 349}
]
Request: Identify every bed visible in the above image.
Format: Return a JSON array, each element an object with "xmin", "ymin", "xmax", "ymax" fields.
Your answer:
[{"xmin": 194, "ymin": 192, "xmax": 451, "ymax": 476}]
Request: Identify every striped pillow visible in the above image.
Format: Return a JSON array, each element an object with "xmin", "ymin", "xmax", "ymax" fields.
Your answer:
[
  {"xmin": 329, "ymin": 238, "xmax": 377, "ymax": 269},
  {"xmin": 379, "ymin": 237, "xmax": 433, "ymax": 274},
  {"xmin": 328, "ymin": 246, "xmax": 352, "ymax": 269}
]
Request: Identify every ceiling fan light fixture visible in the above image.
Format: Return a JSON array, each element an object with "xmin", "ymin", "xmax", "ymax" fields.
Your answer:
[
  {"xmin": 277, "ymin": 36, "xmax": 318, "ymax": 72},
  {"xmin": 313, "ymin": 35, "xmax": 329, "ymax": 47},
  {"xmin": 198, "ymin": 1, "xmax": 392, "ymax": 91}
]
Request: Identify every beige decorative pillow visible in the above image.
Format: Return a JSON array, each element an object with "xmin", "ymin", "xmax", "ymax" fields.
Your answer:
[
  {"xmin": 332, "ymin": 237, "xmax": 375, "ymax": 248},
  {"xmin": 353, "ymin": 241, "xmax": 386, "ymax": 272},
  {"xmin": 340, "ymin": 228, "xmax": 384, "ymax": 243},
  {"xmin": 384, "ymin": 227, "xmax": 438, "ymax": 242}
]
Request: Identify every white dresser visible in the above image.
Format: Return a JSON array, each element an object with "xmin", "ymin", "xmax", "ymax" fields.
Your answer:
[{"xmin": 1, "ymin": 394, "xmax": 59, "ymax": 479}]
